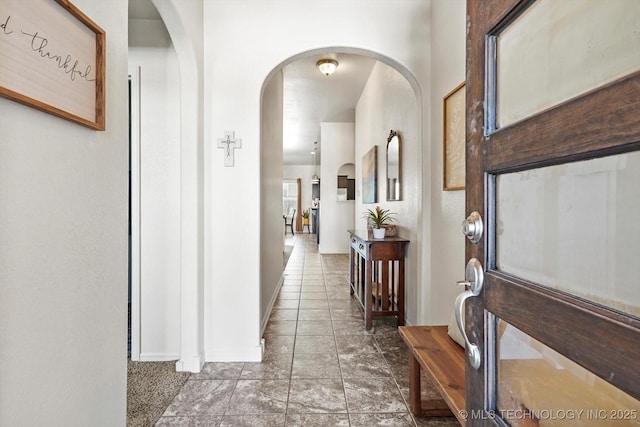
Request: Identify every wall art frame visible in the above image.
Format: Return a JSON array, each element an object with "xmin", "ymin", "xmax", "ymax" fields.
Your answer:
[
  {"xmin": 362, "ymin": 145, "xmax": 378, "ymax": 204},
  {"xmin": 443, "ymin": 81, "xmax": 466, "ymax": 190},
  {"xmin": 0, "ymin": 0, "xmax": 106, "ymax": 130}
]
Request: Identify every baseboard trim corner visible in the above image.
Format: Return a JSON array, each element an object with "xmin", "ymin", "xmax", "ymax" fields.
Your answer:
[{"xmin": 175, "ymin": 353, "xmax": 204, "ymax": 373}]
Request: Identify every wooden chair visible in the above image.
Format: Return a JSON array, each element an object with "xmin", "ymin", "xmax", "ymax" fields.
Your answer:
[{"xmin": 284, "ymin": 208, "xmax": 296, "ymax": 234}]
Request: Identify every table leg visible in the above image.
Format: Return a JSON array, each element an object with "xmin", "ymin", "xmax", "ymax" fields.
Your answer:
[
  {"xmin": 349, "ymin": 247, "xmax": 355, "ymax": 295},
  {"xmin": 408, "ymin": 351, "xmax": 422, "ymax": 415},
  {"xmin": 364, "ymin": 259, "xmax": 373, "ymax": 330},
  {"xmin": 398, "ymin": 259, "xmax": 405, "ymax": 326}
]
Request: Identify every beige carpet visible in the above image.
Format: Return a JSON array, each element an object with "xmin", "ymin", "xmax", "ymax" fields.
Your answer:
[{"xmin": 127, "ymin": 359, "xmax": 190, "ymax": 427}]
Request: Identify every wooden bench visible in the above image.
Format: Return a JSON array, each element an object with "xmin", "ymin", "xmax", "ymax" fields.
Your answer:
[{"xmin": 398, "ymin": 326, "xmax": 465, "ymax": 425}]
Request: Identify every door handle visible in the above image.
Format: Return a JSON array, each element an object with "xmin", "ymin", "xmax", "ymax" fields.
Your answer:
[{"xmin": 455, "ymin": 258, "xmax": 484, "ymax": 370}]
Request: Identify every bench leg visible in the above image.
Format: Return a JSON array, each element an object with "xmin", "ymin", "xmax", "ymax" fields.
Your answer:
[
  {"xmin": 408, "ymin": 351, "xmax": 422, "ymax": 415},
  {"xmin": 408, "ymin": 352, "xmax": 457, "ymax": 419}
]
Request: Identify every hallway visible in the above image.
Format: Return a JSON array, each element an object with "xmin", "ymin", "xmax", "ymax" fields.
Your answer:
[{"xmin": 155, "ymin": 234, "xmax": 457, "ymax": 426}]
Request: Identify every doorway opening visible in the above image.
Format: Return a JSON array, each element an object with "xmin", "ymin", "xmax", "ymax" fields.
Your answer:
[
  {"xmin": 260, "ymin": 47, "xmax": 422, "ymax": 330},
  {"xmin": 128, "ymin": 76, "xmax": 132, "ymax": 355},
  {"xmin": 128, "ymin": 77, "xmax": 132, "ymax": 355},
  {"xmin": 128, "ymin": 67, "xmax": 142, "ymax": 361},
  {"xmin": 282, "ymin": 179, "xmax": 299, "ymax": 230}
]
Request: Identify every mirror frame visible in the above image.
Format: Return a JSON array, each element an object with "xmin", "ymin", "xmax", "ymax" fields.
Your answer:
[{"xmin": 386, "ymin": 130, "xmax": 401, "ymax": 201}]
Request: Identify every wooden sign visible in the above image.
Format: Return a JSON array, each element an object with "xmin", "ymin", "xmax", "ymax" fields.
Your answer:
[
  {"xmin": 443, "ymin": 82, "xmax": 465, "ymax": 190},
  {"xmin": 0, "ymin": 0, "xmax": 105, "ymax": 130}
]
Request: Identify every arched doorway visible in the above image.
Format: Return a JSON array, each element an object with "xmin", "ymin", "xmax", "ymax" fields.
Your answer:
[{"xmin": 259, "ymin": 48, "xmax": 423, "ymax": 338}]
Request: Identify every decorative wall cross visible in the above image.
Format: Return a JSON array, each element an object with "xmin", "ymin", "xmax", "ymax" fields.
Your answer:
[{"xmin": 217, "ymin": 130, "xmax": 242, "ymax": 167}]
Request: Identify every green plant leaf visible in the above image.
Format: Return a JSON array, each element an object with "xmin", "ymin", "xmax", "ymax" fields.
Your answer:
[{"xmin": 362, "ymin": 206, "xmax": 396, "ymax": 228}]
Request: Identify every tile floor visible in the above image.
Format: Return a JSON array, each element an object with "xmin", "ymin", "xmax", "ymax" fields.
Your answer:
[{"xmin": 155, "ymin": 234, "xmax": 458, "ymax": 427}]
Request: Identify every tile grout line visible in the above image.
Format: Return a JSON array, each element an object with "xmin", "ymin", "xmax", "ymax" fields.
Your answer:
[
  {"xmin": 283, "ymin": 235, "xmax": 304, "ymax": 421},
  {"xmin": 156, "ymin": 233, "xmax": 447, "ymax": 426}
]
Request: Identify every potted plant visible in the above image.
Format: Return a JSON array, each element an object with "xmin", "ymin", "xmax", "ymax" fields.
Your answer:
[
  {"xmin": 363, "ymin": 206, "xmax": 396, "ymax": 239},
  {"xmin": 302, "ymin": 209, "xmax": 310, "ymax": 225}
]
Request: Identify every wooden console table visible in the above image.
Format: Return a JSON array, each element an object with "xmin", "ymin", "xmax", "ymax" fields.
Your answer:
[{"xmin": 348, "ymin": 230, "xmax": 409, "ymax": 330}]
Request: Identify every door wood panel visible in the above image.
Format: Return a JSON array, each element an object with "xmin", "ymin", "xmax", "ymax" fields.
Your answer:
[{"xmin": 465, "ymin": 0, "xmax": 640, "ymax": 425}]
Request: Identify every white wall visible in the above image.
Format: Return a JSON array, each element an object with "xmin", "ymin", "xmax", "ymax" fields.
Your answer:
[
  {"xmin": 129, "ymin": 20, "xmax": 182, "ymax": 360},
  {"xmin": 260, "ymin": 71, "xmax": 285, "ymax": 332},
  {"xmin": 125, "ymin": 0, "xmax": 466, "ymax": 364},
  {"xmin": 129, "ymin": 18, "xmax": 172, "ymax": 47},
  {"xmin": 427, "ymin": 0, "xmax": 467, "ymax": 324},
  {"xmin": 0, "ymin": 0, "xmax": 129, "ymax": 424},
  {"xmin": 355, "ymin": 61, "xmax": 420, "ymax": 324},
  {"xmin": 153, "ymin": 0, "xmax": 206, "ymax": 373},
  {"xmin": 202, "ymin": 0, "xmax": 432, "ymax": 361},
  {"xmin": 319, "ymin": 122, "xmax": 356, "ymax": 254}
]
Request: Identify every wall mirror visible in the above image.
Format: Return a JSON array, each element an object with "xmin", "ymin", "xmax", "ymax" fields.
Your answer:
[
  {"xmin": 337, "ymin": 163, "xmax": 356, "ymax": 201},
  {"xmin": 386, "ymin": 130, "xmax": 401, "ymax": 201}
]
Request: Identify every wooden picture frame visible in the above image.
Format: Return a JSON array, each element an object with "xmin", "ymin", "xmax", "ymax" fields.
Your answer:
[
  {"xmin": 362, "ymin": 146, "xmax": 378, "ymax": 204},
  {"xmin": 443, "ymin": 82, "xmax": 466, "ymax": 190},
  {"xmin": 0, "ymin": 0, "xmax": 106, "ymax": 130}
]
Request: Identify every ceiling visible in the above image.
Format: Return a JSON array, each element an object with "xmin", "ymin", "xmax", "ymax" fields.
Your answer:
[
  {"xmin": 128, "ymin": 0, "xmax": 377, "ymax": 166},
  {"xmin": 282, "ymin": 55, "xmax": 376, "ymax": 165}
]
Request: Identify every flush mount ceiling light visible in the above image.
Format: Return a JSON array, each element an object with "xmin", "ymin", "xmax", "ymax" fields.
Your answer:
[{"xmin": 316, "ymin": 59, "xmax": 338, "ymax": 76}]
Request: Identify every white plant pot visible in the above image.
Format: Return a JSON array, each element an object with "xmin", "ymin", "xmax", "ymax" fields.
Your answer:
[{"xmin": 372, "ymin": 228, "xmax": 386, "ymax": 239}]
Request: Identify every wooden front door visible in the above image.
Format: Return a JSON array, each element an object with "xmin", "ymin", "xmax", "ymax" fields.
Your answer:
[{"xmin": 464, "ymin": 0, "xmax": 640, "ymax": 425}]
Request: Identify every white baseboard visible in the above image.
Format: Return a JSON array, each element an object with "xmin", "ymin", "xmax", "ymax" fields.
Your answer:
[
  {"xmin": 139, "ymin": 353, "xmax": 180, "ymax": 362},
  {"xmin": 175, "ymin": 353, "xmax": 204, "ymax": 373}
]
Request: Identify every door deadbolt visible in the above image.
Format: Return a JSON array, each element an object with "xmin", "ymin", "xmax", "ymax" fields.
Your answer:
[{"xmin": 462, "ymin": 211, "xmax": 483, "ymax": 244}]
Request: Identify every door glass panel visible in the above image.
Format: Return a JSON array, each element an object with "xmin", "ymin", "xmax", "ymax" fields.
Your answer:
[
  {"xmin": 496, "ymin": 152, "xmax": 640, "ymax": 318},
  {"xmin": 496, "ymin": 319, "xmax": 640, "ymax": 427},
  {"xmin": 496, "ymin": 0, "xmax": 640, "ymax": 128}
]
